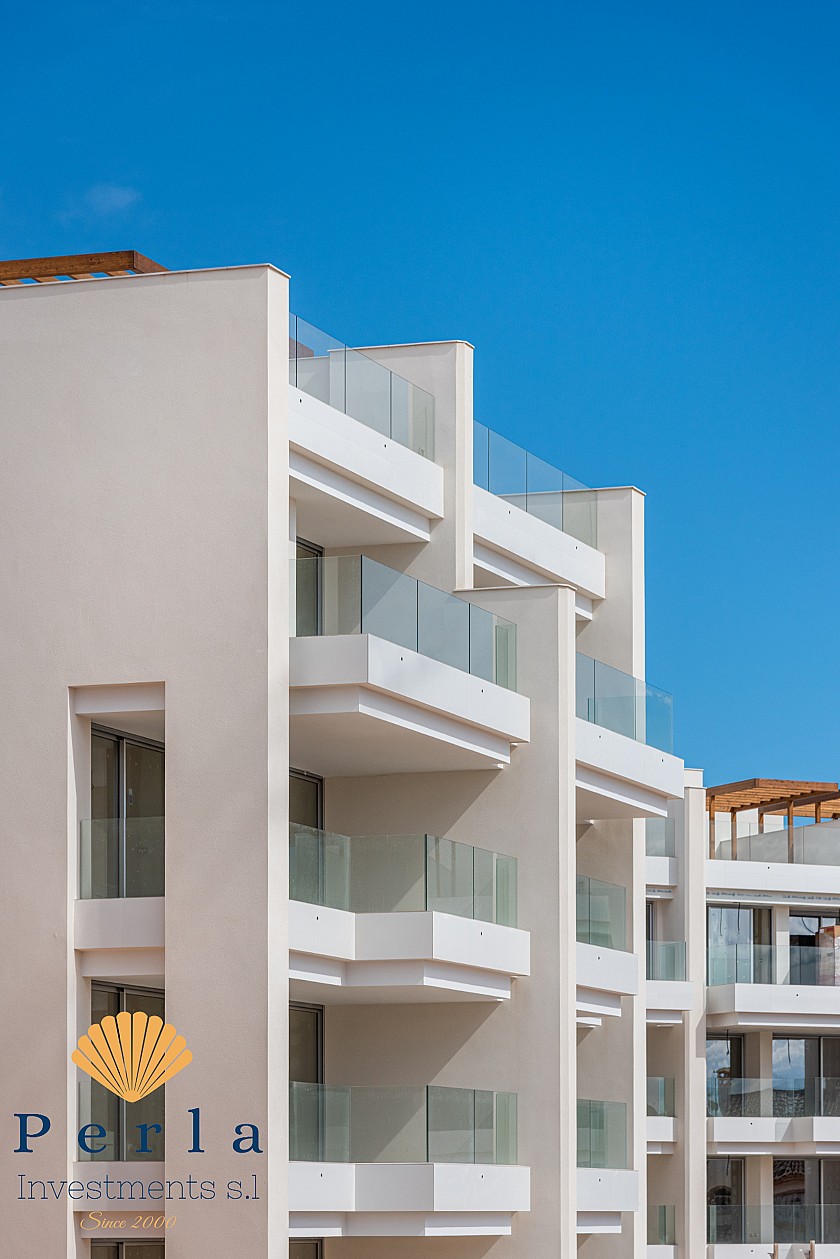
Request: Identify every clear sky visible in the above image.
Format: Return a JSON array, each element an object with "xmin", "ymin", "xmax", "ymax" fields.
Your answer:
[{"xmin": 3, "ymin": 1, "xmax": 838, "ymax": 784}]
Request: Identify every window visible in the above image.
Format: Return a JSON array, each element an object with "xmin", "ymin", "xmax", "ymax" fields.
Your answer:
[
  {"xmin": 790, "ymin": 913, "xmax": 840, "ymax": 986},
  {"xmin": 707, "ymin": 1157, "xmax": 744, "ymax": 1242},
  {"xmin": 290, "ymin": 1003, "xmax": 323, "ymax": 1084},
  {"xmin": 295, "ymin": 539, "xmax": 323, "ymax": 637},
  {"xmin": 706, "ymin": 1036, "xmax": 743, "ymax": 1117},
  {"xmin": 83, "ymin": 985, "xmax": 166, "ymax": 1161},
  {"xmin": 707, "ymin": 905, "xmax": 772, "ymax": 984},
  {"xmin": 91, "ymin": 1245, "xmax": 165, "ymax": 1258},
  {"xmin": 87, "ymin": 728, "xmax": 164, "ymax": 898},
  {"xmin": 290, "ymin": 769, "xmax": 323, "ymax": 830}
]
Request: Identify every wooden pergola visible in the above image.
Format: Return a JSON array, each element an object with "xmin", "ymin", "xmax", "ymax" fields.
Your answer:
[
  {"xmin": 706, "ymin": 778, "xmax": 840, "ymax": 859},
  {"xmin": 0, "ymin": 250, "xmax": 166, "ymax": 286}
]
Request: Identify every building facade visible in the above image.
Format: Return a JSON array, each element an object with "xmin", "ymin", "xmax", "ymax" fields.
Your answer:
[{"xmin": 3, "ymin": 251, "xmax": 829, "ymax": 1258}]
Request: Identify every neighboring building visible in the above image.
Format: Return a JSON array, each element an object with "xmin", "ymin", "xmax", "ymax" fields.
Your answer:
[{"xmin": 7, "ymin": 250, "xmax": 829, "ymax": 1259}]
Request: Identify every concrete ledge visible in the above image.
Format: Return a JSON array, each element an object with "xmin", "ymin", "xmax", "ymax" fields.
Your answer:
[{"xmin": 75, "ymin": 897, "xmax": 165, "ymax": 951}]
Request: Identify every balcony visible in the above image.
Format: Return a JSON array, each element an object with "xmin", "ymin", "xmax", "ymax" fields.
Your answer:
[
  {"xmin": 575, "ymin": 876, "xmax": 638, "ymax": 1025},
  {"xmin": 709, "ymin": 819, "xmax": 840, "ymax": 903},
  {"xmin": 289, "ymin": 315, "xmax": 444, "ymax": 546},
  {"xmin": 290, "ymin": 556, "xmax": 529, "ymax": 774},
  {"xmin": 575, "ymin": 653, "xmax": 682, "ymax": 819},
  {"xmin": 707, "ymin": 944, "xmax": 840, "ymax": 1031},
  {"xmin": 576, "ymin": 1099, "xmax": 638, "ymax": 1234},
  {"xmin": 74, "ymin": 819, "xmax": 165, "ymax": 972},
  {"xmin": 708, "ymin": 1203, "xmax": 840, "ymax": 1248},
  {"xmin": 289, "ymin": 825, "xmax": 529, "ymax": 1001},
  {"xmin": 289, "ymin": 1083, "xmax": 529, "ymax": 1237},
  {"xmin": 646, "ymin": 817, "xmax": 678, "ymax": 890},
  {"xmin": 647, "ymin": 941, "xmax": 692, "ymax": 1025},
  {"xmin": 648, "ymin": 1204, "xmax": 676, "ymax": 1252},
  {"xmin": 707, "ymin": 1076, "xmax": 840, "ymax": 1155},
  {"xmin": 647, "ymin": 1077, "xmax": 676, "ymax": 1153},
  {"xmin": 472, "ymin": 423, "xmax": 605, "ymax": 607}
]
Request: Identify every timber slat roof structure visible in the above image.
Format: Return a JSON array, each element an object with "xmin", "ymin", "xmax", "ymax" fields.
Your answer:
[
  {"xmin": 0, "ymin": 250, "xmax": 166, "ymax": 286},
  {"xmin": 706, "ymin": 777, "xmax": 840, "ymax": 859}
]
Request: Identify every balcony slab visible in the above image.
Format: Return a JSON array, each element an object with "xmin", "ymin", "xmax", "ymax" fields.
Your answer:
[
  {"xmin": 290, "ymin": 386, "xmax": 444, "ymax": 546},
  {"xmin": 576, "ymin": 719, "xmax": 684, "ymax": 821},
  {"xmin": 290, "ymin": 634, "xmax": 530, "ymax": 775},
  {"xmin": 707, "ymin": 984, "xmax": 840, "ymax": 1032},
  {"xmin": 706, "ymin": 858, "xmax": 840, "ymax": 907},
  {"xmin": 647, "ymin": 1115, "xmax": 677, "ymax": 1154},
  {"xmin": 289, "ymin": 1161, "xmax": 529, "ymax": 1236},
  {"xmin": 647, "ymin": 979, "xmax": 693, "ymax": 1025},
  {"xmin": 576, "ymin": 1168, "xmax": 639, "ymax": 1234},
  {"xmin": 576, "ymin": 941, "xmax": 639, "ymax": 1025},
  {"xmin": 290, "ymin": 901, "xmax": 530, "ymax": 1003},
  {"xmin": 707, "ymin": 1114, "xmax": 840, "ymax": 1156},
  {"xmin": 472, "ymin": 485, "xmax": 605, "ymax": 602}
]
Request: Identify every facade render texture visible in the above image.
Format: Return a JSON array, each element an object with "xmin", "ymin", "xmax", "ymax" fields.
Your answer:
[{"xmin": 1, "ymin": 252, "xmax": 832, "ymax": 1259}]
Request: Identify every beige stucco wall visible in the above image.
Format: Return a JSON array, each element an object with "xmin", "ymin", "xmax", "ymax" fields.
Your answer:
[{"xmin": 0, "ymin": 266, "xmax": 289, "ymax": 1256}]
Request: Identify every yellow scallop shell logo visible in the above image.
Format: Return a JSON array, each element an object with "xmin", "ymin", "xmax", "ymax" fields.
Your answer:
[{"xmin": 72, "ymin": 1011, "xmax": 192, "ymax": 1103}]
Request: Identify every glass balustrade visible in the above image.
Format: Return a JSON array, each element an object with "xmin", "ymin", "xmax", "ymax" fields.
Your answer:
[
  {"xmin": 289, "ymin": 1083, "xmax": 517, "ymax": 1164},
  {"xmin": 707, "ymin": 943, "xmax": 840, "ymax": 987},
  {"xmin": 708, "ymin": 1205, "xmax": 840, "ymax": 1245},
  {"xmin": 294, "ymin": 554, "xmax": 517, "ymax": 691},
  {"xmin": 647, "ymin": 1077, "xmax": 676, "ymax": 1117},
  {"xmin": 706, "ymin": 1076, "xmax": 840, "ymax": 1118},
  {"xmin": 713, "ymin": 818, "xmax": 840, "ymax": 865},
  {"xmin": 648, "ymin": 1204, "xmax": 676, "ymax": 1245},
  {"xmin": 647, "ymin": 941, "xmax": 687, "ymax": 980},
  {"xmin": 290, "ymin": 314, "xmax": 435, "ymax": 460},
  {"xmin": 79, "ymin": 817, "xmax": 165, "ymax": 899},
  {"xmin": 576, "ymin": 1099, "xmax": 627, "ymax": 1168},
  {"xmin": 576, "ymin": 875, "xmax": 627, "ymax": 951},
  {"xmin": 473, "ymin": 421, "xmax": 598, "ymax": 548},
  {"xmin": 289, "ymin": 824, "xmax": 518, "ymax": 927},
  {"xmin": 575, "ymin": 652, "xmax": 673, "ymax": 753},
  {"xmin": 645, "ymin": 817, "xmax": 676, "ymax": 857}
]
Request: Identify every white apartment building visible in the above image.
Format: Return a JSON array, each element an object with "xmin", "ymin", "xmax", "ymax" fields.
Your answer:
[{"xmin": 2, "ymin": 250, "xmax": 829, "ymax": 1259}]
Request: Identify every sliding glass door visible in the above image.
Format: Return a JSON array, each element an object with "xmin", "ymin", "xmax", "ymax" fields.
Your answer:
[{"xmin": 87, "ymin": 729, "xmax": 164, "ymax": 898}]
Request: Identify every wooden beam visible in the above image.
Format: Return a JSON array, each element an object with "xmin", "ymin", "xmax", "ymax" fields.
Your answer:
[{"xmin": 0, "ymin": 250, "xmax": 166, "ymax": 283}]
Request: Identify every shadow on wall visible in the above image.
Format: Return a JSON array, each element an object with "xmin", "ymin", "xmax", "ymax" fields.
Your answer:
[
  {"xmin": 325, "ymin": 1002, "xmax": 499, "ymax": 1084},
  {"xmin": 324, "ymin": 1237, "xmax": 500, "ymax": 1259}
]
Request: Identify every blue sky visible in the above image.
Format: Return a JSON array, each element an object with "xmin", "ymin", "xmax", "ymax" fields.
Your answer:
[{"xmin": 3, "ymin": 1, "xmax": 838, "ymax": 784}]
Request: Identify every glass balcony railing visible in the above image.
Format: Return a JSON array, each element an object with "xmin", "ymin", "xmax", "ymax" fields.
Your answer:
[
  {"xmin": 576, "ymin": 1099, "xmax": 627, "ymax": 1168},
  {"xmin": 576, "ymin": 875, "xmax": 627, "ymax": 951},
  {"xmin": 295, "ymin": 554, "xmax": 517, "ymax": 690},
  {"xmin": 707, "ymin": 943, "xmax": 840, "ymax": 987},
  {"xmin": 473, "ymin": 422, "xmax": 598, "ymax": 548},
  {"xmin": 645, "ymin": 817, "xmax": 676, "ymax": 857},
  {"xmin": 708, "ymin": 1204, "xmax": 840, "ymax": 1245},
  {"xmin": 713, "ymin": 818, "xmax": 840, "ymax": 865},
  {"xmin": 575, "ymin": 652, "xmax": 673, "ymax": 753},
  {"xmin": 647, "ymin": 940, "xmax": 687, "ymax": 981},
  {"xmin": 290, "ymin": 824, "xmax": 518, "ymax": 927},
  {"xmin": 706, "ymin": 1076, "xmax": 840, "ymax": 1118},
  {"xmin": 648, "ymin": 1204, "xmax": 676, "ymax": 1245},
  {"xmin": 289, "ymin": 314, "xmax": 435, "ymax": 460},
  {"xmin": 647, "ymin": 1077, "xmax": 676, "ymax": 1117},
  {"xmin": 79, "ymin": 817, "xmax": 165, "ymax": 899},
  {"xmin": 78, "ymin": 1078, "xmax": 164, "ymax": 1162},
  {"xmin": 289, "ymin": 1083, "xmax": 517, "ymax": 1164}
]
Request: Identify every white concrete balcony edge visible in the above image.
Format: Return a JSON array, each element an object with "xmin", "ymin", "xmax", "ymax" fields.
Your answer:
[
  {"xmin": 576, "ymin": 942, "xmax": 639, "ymax": 1025},
  {"xmin": 706, "ymin": 858, "xmax": 840, "ymax": 904},
  {"xmin": 290, "ymin": 634, "xmax": 530, "ymax": 776},
  {"xmin": 74, "ymin": 897, "xmax": 165, "ymax": 983},
  {"xmin": 290, "ymin": 900, "xmax": 530, "ymax": 1003},
  {"xmin": 289, "ymin": 386, "xmax": 444, "ymax": 546},
  {"xmin": 646, "ymin": 978, "xmax": 693, "ymax": 1026},
  {"xmin": 647, "ymin": 1115, "xmax": 677, "ymax": 1153},
  {"xmin": 707, "ymin": 1247, "xmax": 840, "ymax": 1258},
  {"xmin": 707, "ymin": 1114, "xmax": 840, "ymax": 1155},
  {"xmin": 646, "ymin": 855, "xmax": 678, "ymax": 889},
  {"xmin": 576, "ymin": 719, "xmax": 684, "ymax": 821},
  {"xmin": 576, "ymin": 1168, "xmax": 639, "ymax": 1234},
  {"xmin": 472, "ymin": 486, "xmax": 605, "ymax": 601},
  {"xmin": 707, "ymin": 984, "xmax": 840, "ymax": 1032},
  {"xmin": 648, "ymin": 1247, "xmax": 676, "ymax": 1259},
  {"xmin": 290, "ymin": 1161, "xmax": 530, "ymax": 1236}
]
